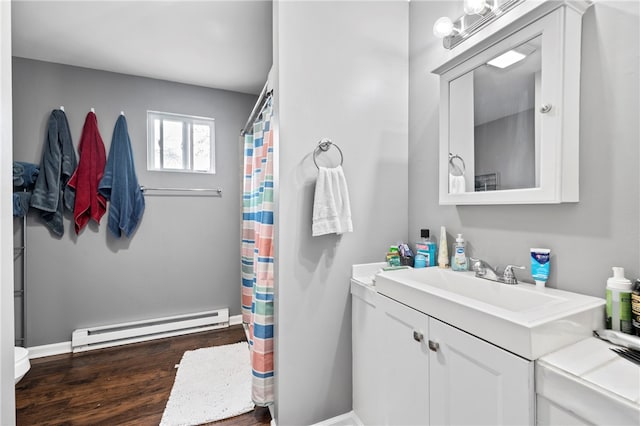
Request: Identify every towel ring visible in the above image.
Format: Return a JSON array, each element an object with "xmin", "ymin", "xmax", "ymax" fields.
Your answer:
[
  {"xmin": 313, "ymin": 138, "xmax": 344, "ymax": 169},
  {"xmin": 449, "ymin": 153, "xmax": 466, "ymax": 176}
]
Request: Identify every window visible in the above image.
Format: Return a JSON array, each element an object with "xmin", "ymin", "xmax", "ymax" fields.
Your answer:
[{"xmin": 147, "ymin": 111, "xmax": 215, "ymax": 174}]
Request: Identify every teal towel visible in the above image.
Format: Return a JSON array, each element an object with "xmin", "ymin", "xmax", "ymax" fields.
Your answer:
[{"xmin": 30, "ymin": 109, "xmax": 77, "ymax": 237}]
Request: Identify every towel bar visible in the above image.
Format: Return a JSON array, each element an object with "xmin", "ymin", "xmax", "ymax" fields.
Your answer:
[{"xmin": 140, "ymin": 186, "xmax": 222, "ymax": 195}]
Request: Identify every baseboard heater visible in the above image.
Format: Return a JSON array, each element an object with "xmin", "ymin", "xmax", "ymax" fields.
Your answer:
[{"xmin": 71, "ymin": 308, "xmax": 229, "ymax": 353}]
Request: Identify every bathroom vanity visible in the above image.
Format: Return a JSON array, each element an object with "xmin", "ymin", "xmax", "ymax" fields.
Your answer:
[
  {"xmin": 351, "ymin": 263, "xmax": 605, "ymax": 425},
  {"xmin": 376, "ymin": 292, "xmax": 533, "ymax": 425}
]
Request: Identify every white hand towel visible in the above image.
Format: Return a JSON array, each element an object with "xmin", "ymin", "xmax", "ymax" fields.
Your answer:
[
  {"xmin": 449, "ymin": 174, "xmax": 466, "ymax": 194},
  {"xmin": 312, "ymin": 165, "xmax": 353, "ymax": 236}
]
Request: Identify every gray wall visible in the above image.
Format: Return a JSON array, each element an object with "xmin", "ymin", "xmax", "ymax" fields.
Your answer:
[
  {"xmin": 410, "ymin": 0, "xmax": 640, "ymax": 297},
  {"xmin": 273, "ymin": 1, "xmax": 409, "ymax": 424},
  {"xmin": 12, "ymin": 58, "xmax": 257, "ymax": 346}
]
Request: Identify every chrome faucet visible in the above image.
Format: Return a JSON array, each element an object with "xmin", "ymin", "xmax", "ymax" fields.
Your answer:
[
  {"xmin": 470, "ymin": 258, "xmax": 501, "ymax": 281},
  {"xmin": 502, "ymin": 264, "xmax": 526, "ymax": 285},
  {"xmin": 470, "ymin": 258, "xmax": 525, "ymax": 285}
]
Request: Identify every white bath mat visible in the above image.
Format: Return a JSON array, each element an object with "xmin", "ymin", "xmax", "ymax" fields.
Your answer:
[{"xmin": 160, "ymin": 342, "xmax": 255, "ymax": 426}]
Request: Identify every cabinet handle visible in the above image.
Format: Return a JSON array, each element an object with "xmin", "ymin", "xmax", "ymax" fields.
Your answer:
[
  {"xmin": 428, "ymin": 340, "xmax": 440, "ymax": 352},
  {"xmin": 539, "ymin": 104, "xmax": 552, "ymax": 113},
  {"xmin": 413, "ymin": 330, "xmax": 424, "ymax": 342}
]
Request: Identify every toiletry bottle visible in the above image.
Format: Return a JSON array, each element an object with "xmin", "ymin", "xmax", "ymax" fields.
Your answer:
[
  {"xmin": 416, "ymin": 229, "xmax": 437, "ymax": 267},
  {"xmin": 438, "ymin": 226, "xmax": 449, "ymax": 268},
  {"xmin": 631, "ymin": 279, "xmax": 640, "ymax": 336},
  {"xmin": 427, "ymin": 233, "xmax": 437, "ymax": 267},
  {"xmin": 451, "ymin": 234, "xmax": 468, "ymax": 271},
  {"xmin": 606, "ymin": 267, "xmax": 633, "ymax": 334},
  {"xmin": 414, "ymin": 254, "xmax": 427, "ymax": 268}
]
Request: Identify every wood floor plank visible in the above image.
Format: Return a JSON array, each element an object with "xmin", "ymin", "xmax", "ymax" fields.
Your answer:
[{"xmin": 16, "ymin": 325, "xmax": 272, "ymax": 425}]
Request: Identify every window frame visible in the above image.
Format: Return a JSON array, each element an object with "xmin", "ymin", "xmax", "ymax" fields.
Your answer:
[{"xmin": 146, "ymin": 110, "xmax": 216, "ymax": 174}]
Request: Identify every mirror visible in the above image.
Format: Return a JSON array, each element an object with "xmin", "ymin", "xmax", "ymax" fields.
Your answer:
[
  {"xmin": 432, "ymin": 1, "xmax": 586, "ymax": 205},
  {"xmin": 448, "ymin": 36, "xmax": 541, "ymax": 194}
]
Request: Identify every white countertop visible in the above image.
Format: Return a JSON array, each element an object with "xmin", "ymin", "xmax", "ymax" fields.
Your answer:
[
  {"xmin": 373, "ymin": 266, "xmax": 604, "ymax": 360},
  {"xmin": 536, "ymin": 337, "xmax": 640, "ymax": 425},
  {"xmin": 350, "ymin": 262, "xmax": 387, "ymax": 286}
]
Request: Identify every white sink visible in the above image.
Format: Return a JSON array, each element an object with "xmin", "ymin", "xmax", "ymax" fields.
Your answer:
[{"xmin": 375, "ymin": 267, "xmax": 605, "ymax": 360}]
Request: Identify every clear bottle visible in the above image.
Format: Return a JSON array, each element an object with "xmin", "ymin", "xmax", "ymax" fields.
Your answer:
[{"xmin": 451, "ymin": 233, "xmax": 468, "ymax": 271}]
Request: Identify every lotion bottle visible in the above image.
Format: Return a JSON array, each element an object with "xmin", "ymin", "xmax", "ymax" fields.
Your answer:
[
  {"xmin": 451, "ymin": 234, "xmax": 468, "ymax": 271},
  {"xmin": 606, "ymin": 267, "xmax": 633, "ymax": 334},
  {"xmin": 438, "ymin": 226, "xmax": 449, "ymax": 268}
]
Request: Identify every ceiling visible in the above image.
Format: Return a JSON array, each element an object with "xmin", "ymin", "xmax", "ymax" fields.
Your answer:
[{"xmin": 11, "ymin": 0, "xmax": 273, "ymax": 95}]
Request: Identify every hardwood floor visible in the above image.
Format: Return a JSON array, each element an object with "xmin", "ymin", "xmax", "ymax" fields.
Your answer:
[{"xmin": 16, "ymin": 325, "xmax": 272, "ymax": 425}]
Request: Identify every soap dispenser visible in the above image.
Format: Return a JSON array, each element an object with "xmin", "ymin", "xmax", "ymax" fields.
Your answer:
[
  {"xmin": 451, "ymin": 233, "xmax": 468, "ymax": 271},
  {"xmin": 606, "ymin": 267, "xmax": 633, "ymax": 333}
]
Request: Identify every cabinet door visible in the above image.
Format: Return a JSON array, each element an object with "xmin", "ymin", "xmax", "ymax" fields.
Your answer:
[
  {"xmin": 352, "ymin": 284, "xmax": 380, "ymax": 424},
  {"xmin": 378, "ymin": 294, "xmax": 430, "ymax": 426},
  {"xmin": 429, "ymin": 318, "xmax": 534, "ymax": 426}
]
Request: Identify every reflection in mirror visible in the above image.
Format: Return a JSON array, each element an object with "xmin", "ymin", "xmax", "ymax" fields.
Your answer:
[
  {"xmin": 448, "ymin": 35, "xmax": 542, "ymax": 194},
  {"xmin": 449, "ymin": 154, "xmax": 466, "ymax": 194}
]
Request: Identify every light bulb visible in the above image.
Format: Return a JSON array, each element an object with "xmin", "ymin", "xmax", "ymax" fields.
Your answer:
[
  {"xmin": 487, "ymin": 50, "xmax": 527, "ymax": 68},
  {"xmin": 464, "ymin": 0, "xmax": 487, "ymax": 15},
  {"xmin": 433, "ymin": 17, "xmax": 454, "ymax": 38}
]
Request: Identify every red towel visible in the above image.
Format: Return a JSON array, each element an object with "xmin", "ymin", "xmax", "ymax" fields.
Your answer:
[{"xmin": 68, "ymin": 112, "xmax": 107, "ymax": 233}]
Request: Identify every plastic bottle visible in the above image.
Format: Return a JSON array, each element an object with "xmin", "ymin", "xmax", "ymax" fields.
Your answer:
[
  {"xmin": 415, "ymin": 229, "xmax": 437, "ymax": 267},
  {"xmin": 631, "ymin": 279, "xmax": 640, "ymax": 337},
  {"xmin": 438, "ymin": 226, "xmax": 449, "ymax": 269},
  {"xmin": 606, "ymin": 267, "xmax": 633, "ymax": 334},
  {"xmin": 414, "ymin": 254, "xmax": 427, "ymax": 268},
  {"xmin": 451, "ymin": 234, "xmax": 468, "ymax": 271}
]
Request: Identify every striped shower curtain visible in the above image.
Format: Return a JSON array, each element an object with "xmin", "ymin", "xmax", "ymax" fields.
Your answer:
[{"xmin": 241, "ymin": 98, "xmax": 274, "ymax": 406}]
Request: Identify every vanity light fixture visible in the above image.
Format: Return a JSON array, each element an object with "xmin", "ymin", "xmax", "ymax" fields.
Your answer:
[
  {"xmin": 464, "ymin": 0, "xmax": 489, "ymax": 15},
  {"xmin": 433, "ymin": 16, "xmax": 456, "ymax": 38},
  {"xmin": 486, "ymin": 49, "xmax": 526, "ymax": 68},
  {"xmin": 433, "ymin": 0, "xmax": 525, "ymax": 49}
]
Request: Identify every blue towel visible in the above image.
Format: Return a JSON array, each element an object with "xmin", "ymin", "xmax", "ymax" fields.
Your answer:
[
  {"xmin": 13, "ymin": 192, "xmax": 32, "ymax": 217},
  {"xmin": 13, "ymin": 162, "xmax": 40, "ymax": 189},
  {"xmin": 99, "ymin": 115, "xmax": 145, "ymax": 238},
  {"xmin": 30, "ymin": 109, "xmax": 77, "ymax": 237}
]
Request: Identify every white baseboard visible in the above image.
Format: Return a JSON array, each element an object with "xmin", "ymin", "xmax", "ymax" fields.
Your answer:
[
  {"xmin": 311, "ymin": 411, "xmax": 363, "ymax": 426},
  {"xmin": 270, "ymin": 405, "xmax": 276, "ymax": 426},
  {"xmin": 230, "ymin": 314, "xmax": 242, "ymax": 326},
  {"xmin": 28, "ymin": 314, "xmax": 243, "ymax": 359},
  {"xmin": 27, "ymin": 341, "xmax": 72, "ymax": 359}
]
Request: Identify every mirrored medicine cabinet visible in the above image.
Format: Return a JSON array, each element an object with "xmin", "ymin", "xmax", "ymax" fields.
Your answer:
[{"xmin": 432, "ymin": 0, "xmax": 590, "ymax": 205}]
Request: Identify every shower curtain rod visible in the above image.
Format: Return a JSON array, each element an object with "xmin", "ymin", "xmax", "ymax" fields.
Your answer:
[{"xmin": 241, "ymin": 81, "xmax": 272, "ymax": 136}]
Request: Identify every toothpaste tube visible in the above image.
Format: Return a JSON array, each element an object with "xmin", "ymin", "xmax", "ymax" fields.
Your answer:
[{"xmin": 530, "ymin": 248, "xmax": 550, "ymax": 287}]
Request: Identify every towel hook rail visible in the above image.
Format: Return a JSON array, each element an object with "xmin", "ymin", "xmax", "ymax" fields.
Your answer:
[{"xmin": 313, "ymin": 138, "xmax": 344, "ymax": 169}]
